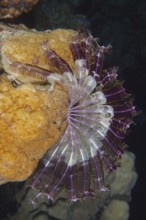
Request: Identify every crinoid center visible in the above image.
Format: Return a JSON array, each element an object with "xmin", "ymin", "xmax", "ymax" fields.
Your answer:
[
  {"xmin": 0, "ymin": 75, "xmax": 69, "ymax": 184},
  {"xmin": 47, "ymin": 59, "xmax": 114, "ymax": 167}
]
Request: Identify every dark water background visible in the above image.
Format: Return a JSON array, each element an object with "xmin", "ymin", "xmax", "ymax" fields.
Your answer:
[{"xmin": 0, "ymin": 0, "xmax": 146, "ymax": 219}]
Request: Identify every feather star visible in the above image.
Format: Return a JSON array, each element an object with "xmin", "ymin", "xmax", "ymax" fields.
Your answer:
[{"xmin": 27, "ymin": 32, "xmax": 135, "ymax": 205}]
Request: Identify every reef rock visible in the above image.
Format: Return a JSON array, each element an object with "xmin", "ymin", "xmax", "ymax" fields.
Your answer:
[{"xmin": 0, "ymin": 73, "xmax": 69, "ymax": 184}]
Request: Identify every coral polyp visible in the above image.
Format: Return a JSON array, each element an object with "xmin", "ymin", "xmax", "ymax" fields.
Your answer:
[
  {"xmin": 28, "ymin": 32, "xmax": 135, "ymax": 203},
  {"xmin": 0, "ymin": 0, "xmax": 39, "ymax": 18}
]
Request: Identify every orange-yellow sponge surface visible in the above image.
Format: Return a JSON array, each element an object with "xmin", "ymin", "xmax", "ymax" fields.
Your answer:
[
  {"xmin": 0, "ymin": 75, "xmax": 69, "ymax": 184},
  {"xmin": 1, "ymin": 29, "xmax": 77, "ymax": 83}
]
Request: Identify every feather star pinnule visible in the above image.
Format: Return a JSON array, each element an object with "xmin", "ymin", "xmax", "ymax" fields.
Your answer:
[{"xmin": 28, "ymin": 32, "xmax": 135, "ymax": 204}]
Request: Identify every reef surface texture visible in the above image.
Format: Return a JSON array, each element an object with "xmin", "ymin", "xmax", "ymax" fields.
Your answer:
[
  {"xmin": 0, "ymin": 75, "xmax": 68, "ymax": 184},
  {"xmin": 0, "ymin": 26, "xmax": 76, "ymax": 184}
]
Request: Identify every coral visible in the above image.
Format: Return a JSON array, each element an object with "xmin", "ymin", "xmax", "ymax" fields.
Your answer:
[
  {"xmin": 0, "ymin": 0, "xmax": 39, "ymax": 19},
  {"xmin": 6, "ymin": 151, "xmax": 137, "ymax": 220},
  {"xmin": 0, "ymin": 74, "xmax": 69, "ymax": 184},
  {"xmin": 100, "ymin": 200, "xmax": 129, "ymax": 220},
  {"xmin": 110, "ymin": 151, "xmax": 137, "ymax": 196}
]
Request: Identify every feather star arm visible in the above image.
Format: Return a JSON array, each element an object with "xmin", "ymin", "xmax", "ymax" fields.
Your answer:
[{"xmin": 27, "ymin": 32, "xmax": 135, "ymax": 204}]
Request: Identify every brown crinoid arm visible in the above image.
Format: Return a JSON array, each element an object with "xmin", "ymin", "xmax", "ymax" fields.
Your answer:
[
  {"xmin": 0, "ymin": 28, "xmax": 77, "ymax": 84},
  {"xmin": 0, "ymin": 0, "xmax": 39, "ymax": 19}
]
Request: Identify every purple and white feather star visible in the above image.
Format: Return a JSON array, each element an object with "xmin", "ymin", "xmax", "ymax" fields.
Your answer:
[{"xmin": 28, "ymin": 32, "xmax": 135, "ymax": 204}]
